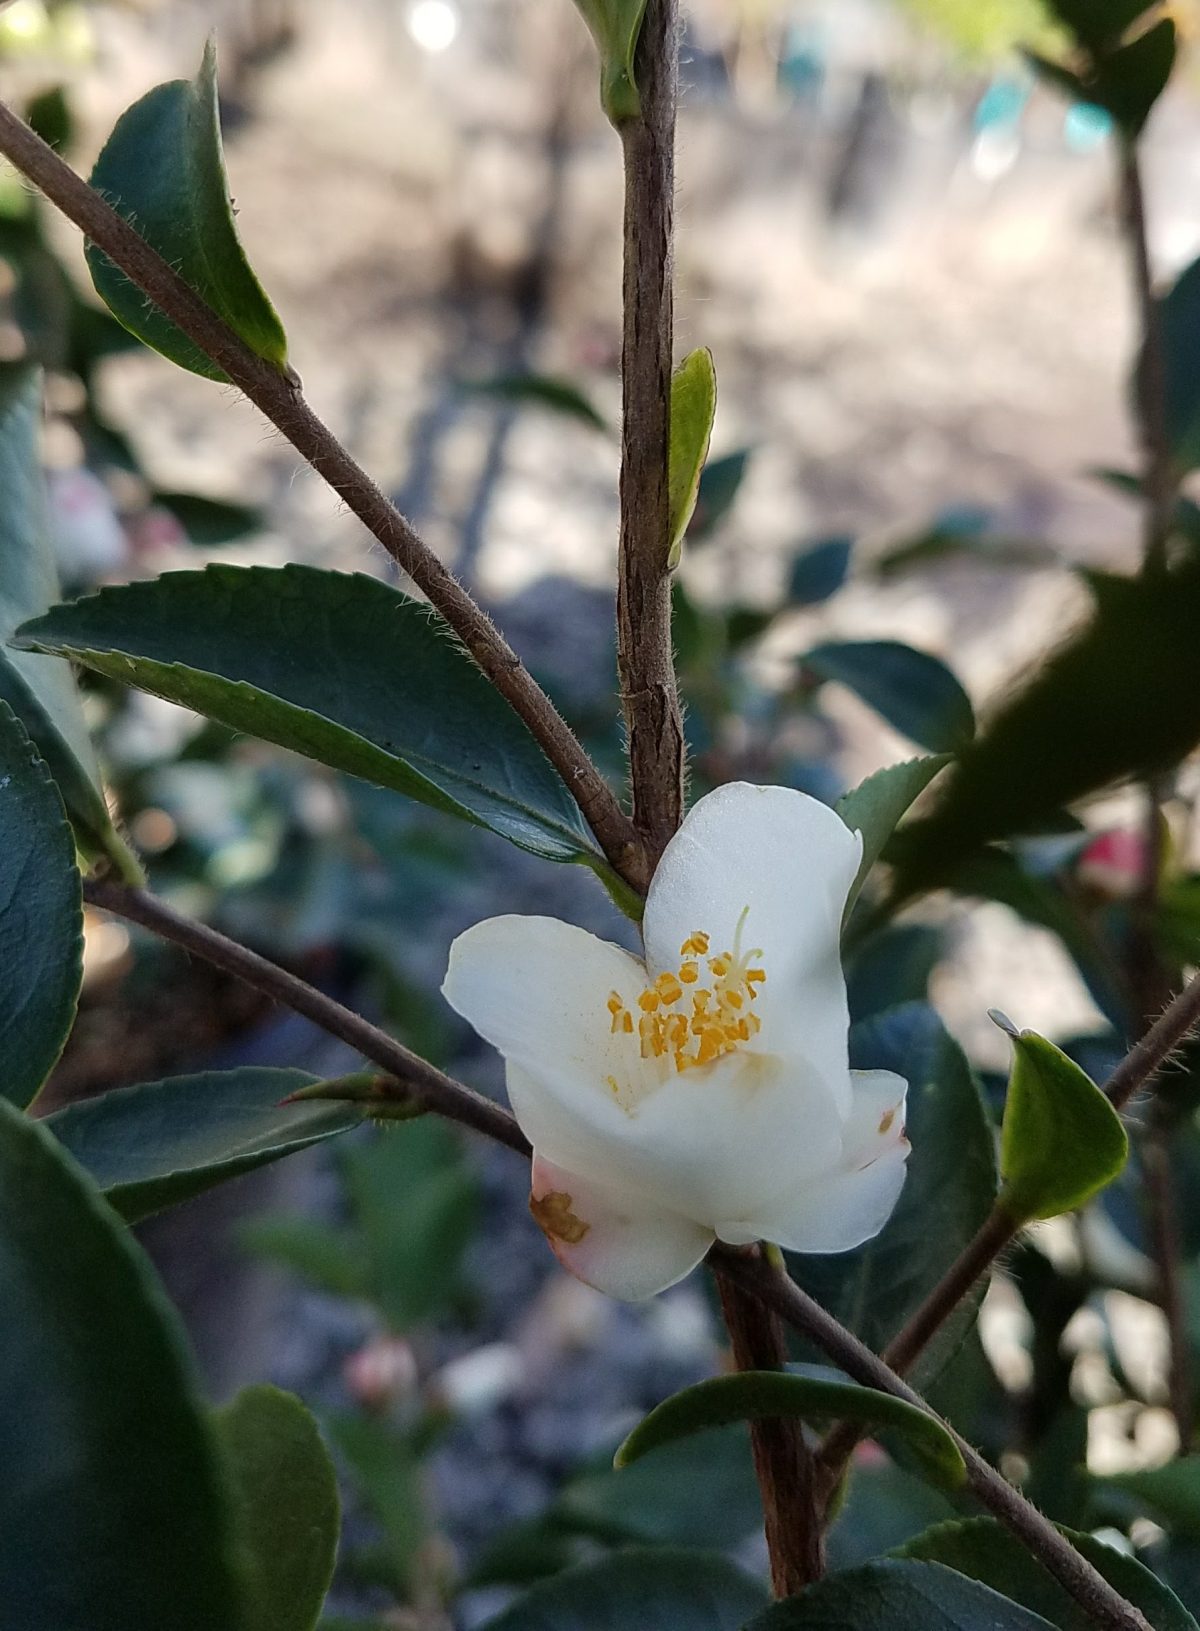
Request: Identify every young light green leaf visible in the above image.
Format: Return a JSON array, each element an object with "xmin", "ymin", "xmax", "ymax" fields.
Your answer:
[
  {"xmin": 0, "ymin": 1099, "xmax": 244, "ymax": 1631},
  {"xmin": 86, "ymin": 38, "xmax": 289, "ymax": 381},
  {"xmin": 44, "ymin": 1067, "xmax": 363, "ymax": 1224},
  {"xmin": 477, "ymin": 1547, "xmax": 768, "ymax": 1631},
  {"xmin": 615, "ymin": 1372, "xmax": 965, "ymax": 1491},
  {"xmin": 896, "ymin": 1516, "xmax": 1198, "ymax": 1631},
  {"xmin": 15, "ymin": 564, "xmax": 605, "ymax": 869},
  {"xmin": 569, "ymin": 0, "xmax": 649, "ymax": 124},
  {"xmin": 667, "ymin": 348, "xmax": 717, "ymax": 569},
  {"xmin": 836, "ymin": 755, "xmax": 952, "ymax": 921},
  {"xmin": 0, "ymin": 703, "xmax": 82, "ymax": 1110},
  {"xmin": 804, "ymin": 640, "xmax": 975, "ymax": 754},
  {"xmin": 0, "ymin": 365, "xmax": 138, "ymax": 876},
  {"xmin": 214, "ymin": 1386, "xmax": 339, "ymax": 1631},
  {"xmin": 744, "ymin": 1559, "xmax": 1056, "ymax": 1630},
  {"xmin": 997, "ymin": 1021, "xmax": 1128, "ymax": 1224}
]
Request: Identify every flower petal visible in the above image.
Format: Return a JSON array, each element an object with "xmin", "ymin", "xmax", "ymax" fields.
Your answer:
[
  {"xmin": 642, "ymin": 783, "xmax": 861, "ymax": 1103},
  {"xmin": 720, "ymin": 1069, "xmax": 909, "ymax": 1253},
  {"xmin": 530, "ymin": 1153, "xmax": 714, "ymax": 1301}
]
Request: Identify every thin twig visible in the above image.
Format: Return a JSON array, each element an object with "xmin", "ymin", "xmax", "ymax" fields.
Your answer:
[
  {"xmin": 1106, "ymin": 965, "xmax": 1200, "ymax": 1110},
  {"xmin": 83, "ymin": 879, "xmax": 530, "ymax": 1157},
  {"xmin": 716, "ymin": 1261, "xmax": 824, "ymax": 1593},
  {"xmin": 813, "ymin": 1201, "xmax": 1020, "ymax": 1498},
  {"xmin": 713, "ymin": 1249, "xmax": 1152, "ymax": 1631},
  {"xmin": 1141, "ymin": 1110, "xmax": 1195, "ymax": 1447},
  {"xmin": 616, "ymin": 0, "xmax": 685, "ymax": 867},
  {"xmin": 0, "ymin": 99, "xmax": 644, "ymax": 894}
]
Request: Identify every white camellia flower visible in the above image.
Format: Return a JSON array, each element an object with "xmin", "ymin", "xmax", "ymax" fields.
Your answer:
[{"xmin": 442, "ymin": 782, "xmax": 909, "ymax": 1301}]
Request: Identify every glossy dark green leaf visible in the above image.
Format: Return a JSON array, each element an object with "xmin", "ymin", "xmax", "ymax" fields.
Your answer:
[
  {"xmin": 846, "ymin": 923, "xmax": 943, "ymax": 1023},
  {"xmin": 86, "ymin": 39, "xmax": 289, "ymax": 381},
  {"xmin": 569, "ymin": 0, "xmax": 649, "ymax": 123},
  {"xmin": 688, "ymin": 447, "xmax": 750, "ymax": 541},
  {"xmin": 896, "ymin": 1517, "xmax": 1197, "ymax": 1631},
  {"xmin": 215, "ymin": 1385, "xmax": 339, "ymax": 1631},
  {"xmin": 616, "ymin": 1373, "xmax": 964, "ymax": 1489},
  {"xmin": 788, "ymin": 535, "xmax": 853, "ymax": 605},
  {"xmin": 0, "ymin": 365, "xmax": 137, "ymax": 874},
  {"xmin": 476, "ymin": 1548, "xmax": 767, "ymax": 1631},
  {"xmin": 0, "ymin": 1099, "xmax": 244, "ymax": 1631},
  {"xmin": 836, "ymin": 755, "xmax": 952, "ymax": 920},
  {"xmin": 789, "ymin": 1004, "xmax": 997, "ymax": 1388},
  {"xmin": 1099, "ymin": 1458, "xmax": 1200, "ymax": 1542},
  {"xmin": 556, "ymin": 1424, "xmax": 762, "ymax": 1548},
  {"xmin": 893, "ymin": 560, "xmax": 1200, "ymax": 895},
  {"xmin": 154, "ymin": 489, "xmax": 264, "ymax": 544},
  {"xmin": 0, "ymin": 703, "xmax": 82, "ymax": 1109},
  {"xmin": 667, "ymin": 348, "xmax": 717, "ymax": 569},
  {"xmin": 15, "ymin": 563, "xmax": 605, "ymax": 867},
  {"xmin": 44, "ymin": 1067, "xmax": 362, "ymax": 1224},
  {"xmin": 804, "ymin": 641, "xmax": 975, "ymax": 754},
  {"xmin": 826, "ymin": 1458, "xmax": 958, "ymax": 1574},
  {"xmin": 465, "ymin": 372, "xmax": 607, "ymax": 432},
  {"xmin": 997, "ymin": 1022, "xmax": 1128, "ymax": 1223},
  {"xmin": 744, "ymin": 1559, "xmax": 1055, "ymax": 1630}
]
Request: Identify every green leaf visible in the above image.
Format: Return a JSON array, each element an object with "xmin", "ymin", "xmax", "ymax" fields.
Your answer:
[
  {"xmin": 789, "ymin": 536, "xmax": 853, "ymax": 605},
  {"xmin": 789, "ymin": 1004, "xmax": 998, "ymax": 1388},
  {"xmin": 997, "ymin": 1021, "xmax": 1128, "ymax": 1223},
  {"xmin": 15, "ymin": 563, "xmax": 605, "ymax": 867},
  {"xmin": 556, "ymin": 1424, "xmax": 763, "ymax": 1549},
  {"xmin": 0, "ymin": 1099, "xmax": 244, "ymax": 1630},
  {"xmin": 0, "ymin": 364, "xmax": 136, "ymax": 875},
  {"xmin": 1149, "ymin": 256, "xmax": 1200, "ymax": 472},
  {"xmin": 342, "ymin": 1119, "xmax": 478, "ymax": 1330},
  {"xmin": 324, "ymin": 1412, "xmax": 428, "ymax": 1596},
  {"xmin": 240, "ymin": 1214, "xmax": 368, "ymax": 1299},
  {"xmin": 86, "ymin": 38, "xmax": 288, "ymax": 381},
  {"xmin": 476, "ymin": 1548, "xmax": 767, "ymax": 1631},
  {"xmin": 153, "ymin": 489, "xmax": 264, "ymax": 544},
  {"xmin": 1099, "ymin": 1458, "xmax": 1200, "ymax": 1542},
  {"xmin": 0, "ymin": 703, "xmax": 82, "ymax": 1109},
  {"xmin": 215, "ymin": 1385, "xmax": 339, "ymax": 1631},
  {"xmin": 837, "ymin": 755, "xmax": 952, "ymax": 921},
  {"xmin": 804, "ymin": 641, "xmax": 975, "ymax": 754},
  {"xmin": 1092, "ymin": 17, "xmax": 1176, "ymax": 136},
  {"xmin": 568, "ymin": 0, "xmax": 649, "ymax": 123},
  {"xmin": 667, "ymin": 348, "xmax": 717, "ymax": 569},
  {"xmin": 689, "ymin": 447, "xmax": 750, "ymax": 541},
  {"xmin": 1045, "ymin": 0, "xmax": 1157, "ymax": 53},
  {"xmin": 465, "ymin": 372, "xmax": 607, "ymax": 432},
  {"xmin": 744, "ymin": 1559, "xmax": 1055, "ymax": 1629},
  {"xmin": 892, "ymin": 560, "xmax": 1200, "ymax": 894},
  {"xmin": 616, "ymin": 1372, "xmax": 965, "ymax": 1490},
  {"xmin": 44, "ymin": 1067, "xmax": 362, "ymax": 1224},
  {"xmin": 896, "ymin": 1517, "xmax": 1197, "ymax": 1631}
]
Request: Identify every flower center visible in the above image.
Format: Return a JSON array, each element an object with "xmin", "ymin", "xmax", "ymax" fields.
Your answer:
[{"xmin": 606, "ymin": 907, "xmax": 766, "ymax": 1077}]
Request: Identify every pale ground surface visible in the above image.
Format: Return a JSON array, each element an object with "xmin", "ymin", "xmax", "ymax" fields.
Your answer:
[{"xmin": 17, "ymin": 0, "xmax": 1200, "ymax": 1551}]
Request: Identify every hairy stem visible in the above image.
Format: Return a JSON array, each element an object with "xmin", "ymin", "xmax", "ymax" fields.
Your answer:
[
  {"xmin": 83, "ymin": 879, "xmax": 530, "ymax": 1157},
  {"xmin": 716, "ymin": 1260, "xmax": 824, "ymax": 1594},
  {"xmin": 713, "ymin": 1249, "xmax": 1152, "ymax": 1631},
  {"xmin": 616, "ymin": 0, "xmax": 685, "ymax": 867},
  {"xmin": 0, "ymin": 99, "xmax": 644, "ymax": 893}
]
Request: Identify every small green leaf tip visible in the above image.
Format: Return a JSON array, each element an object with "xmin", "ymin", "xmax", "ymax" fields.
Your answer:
[
  {"xmin": 569, "ymin": 0, "xmax": 649, "ymax": 125},
  {"xmin": 998, "ymin": 1025, "xmax": 1128, "ymax": 1225},
  {"xmin": 667, "ymin": 347, "xmax": 718, "ymax": 569}
]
